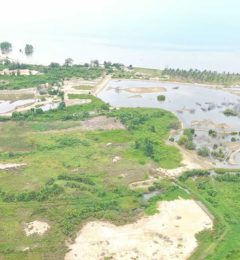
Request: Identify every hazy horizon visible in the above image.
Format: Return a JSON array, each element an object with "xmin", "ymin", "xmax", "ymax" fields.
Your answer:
[{"xmin": 1, "ymin": 0, "xmax": 240, "ymax": 72}]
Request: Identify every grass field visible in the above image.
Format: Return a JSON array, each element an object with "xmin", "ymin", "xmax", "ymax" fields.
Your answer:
[
  {"xmin": 0, "ymin": 95, "xmax": 183, "ymax": 259},
  {"xmin": 178, "ymin": 169, "xmax": 240, "ymax": 260}
]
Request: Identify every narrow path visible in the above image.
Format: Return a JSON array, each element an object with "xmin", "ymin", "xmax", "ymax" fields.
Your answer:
[{"xmin": 92, "ymin": 75, "xmax": 111, "ymax": 96}]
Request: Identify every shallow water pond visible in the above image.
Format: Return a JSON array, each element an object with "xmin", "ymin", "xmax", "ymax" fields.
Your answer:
[
  {"xmin": 99, "ymin": 80, "xmax": 240, "ymax": 131},
  {"xmin": 0, "ymin": 99, "xmax": 35, "ymax": 114}
]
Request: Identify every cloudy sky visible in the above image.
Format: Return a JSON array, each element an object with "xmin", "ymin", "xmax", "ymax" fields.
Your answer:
[{"xmin": 1, "ymin": 0, "xmax": 240, "ymax": 70}]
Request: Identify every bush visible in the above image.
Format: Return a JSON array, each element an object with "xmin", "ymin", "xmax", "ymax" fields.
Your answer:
[
  {"xmin": 223, "ymin": 109, "xmax": 237, "ymax": 117},
  {"xmin": 157, "ymin": 95, "xmax": 166, "ymax": 101},
  {"xmin": 197, "ymin": 147, "xmax": 210, "ymax": 157},
  {"xmin": 185, "ymin": 140, "xmax": 196, "ymax": 150},
  {"xmin": 179, "ymin": 169, "xmax": 210, "ymax": 181}
]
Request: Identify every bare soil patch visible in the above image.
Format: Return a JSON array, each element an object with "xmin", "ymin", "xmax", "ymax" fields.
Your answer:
[
  {"xmin": 81, "ymin": 116, "xmax": 125, "ymax": 131},
  {"xmin": 65, "ymin": 199, "xmax": 212, "ymax": 260},
  {"xmin": 24, "ymin": 220, "xmax": 50, "ymax": 236},
  {"xmin": 0, "ymin": 163, "xmax": 26, "ymax": 170}
]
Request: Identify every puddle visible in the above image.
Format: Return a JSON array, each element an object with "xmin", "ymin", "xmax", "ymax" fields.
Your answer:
[
  {"xmin": 0, "ymin": 99, "xmax": 36, "ymax": 114},
  {"xmin": 143, "ymin": 190, "xmax": 162, "ymax": 202}
]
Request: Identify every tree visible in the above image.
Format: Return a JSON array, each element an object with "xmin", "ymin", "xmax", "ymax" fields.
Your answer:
[
  {"xmin": 64, "ymin": 58, "xmax": 73, "ymax": 67},
  {"xmin": 24, "ymin": 44, "xmax": 34, "ymax": 55},
  {"xmin": 0, "ymin": 42, "xmax": 12, "ymax": 54},
  {"xmin": 157, "ymin": 95, "xmax": 166, "ymax": 101},
  {"xmin": 49, "ymin": 62, "xmax": 60, "ymax": 68},
  {"xmin": 91, "ymin": 59, "xmax": 99, "ymax": 67}
]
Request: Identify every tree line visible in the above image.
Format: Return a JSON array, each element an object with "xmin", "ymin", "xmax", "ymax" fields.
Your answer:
[{"xmin": 162, "ymin": 68, "xmax": 240, "ymax": 85}]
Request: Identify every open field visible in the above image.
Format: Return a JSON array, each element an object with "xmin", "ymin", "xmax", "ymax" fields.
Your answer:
[
  {"xmin": 0, "ymin": 95, "xmax": 185, "ymax": 259},
  {"xmin": 1, "ymin": 62, "xmax": 240, "ymax": 259}
]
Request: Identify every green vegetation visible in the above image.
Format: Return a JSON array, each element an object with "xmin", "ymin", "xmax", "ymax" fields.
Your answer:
[
  {"xmin": 178, "ymin": 169, "xmax": 240, "ymax": 259},
  {"xmin": 11, "ymin": 94, "xmax": 109, "ymax": 121},
  {"xmin": 157, "ymin": 95, "xmax": 166, "ymax": 101},
  {"xmin": 0, "ymin": 94, "xmax": 182, "ymax": 259},
  {"xmin": 0, "ymin": 62, "xmax": 103, "ymax": 90},
  {"xmin": 178, "ymin": 128, "xmax": 196, "ymax": 150},
  {"xmin": 223, "ymin": 109, "xmax": 238, "ymax": 117},
  {"xmin": 110, "ymin": 108, "xmax": 182, "ymax": 168},
  {"xmin": 163, "ymin": 68, "xmax": 240, "ymax": 85},
  {"xmin": 24, "ymin": 44, "xmax": 34, "ymax": 56},
  {"xmin": 0, "ymin": 41, "xmax": 12, "ymax": 54},
  {"xmin": 197, "ymin": 146, "xmax": 210, "ymax": 157}
]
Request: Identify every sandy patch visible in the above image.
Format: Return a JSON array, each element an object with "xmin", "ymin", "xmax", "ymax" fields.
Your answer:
[
  {"xmin": 227, "ymin": 142, "xmax": 240, "ymax": 165},
  {"xmin": 65, "ymin": 199, "xmax": 212, "ymax": 260},
  {"xmin": 124, "ymin": 87, "xmax": 166, "ymax": 94},
  {"xmin": 0, "ymin": 163, "xmax": 26, "ymax": 170},
  {"xmin": 128, "ymin": 94, "xmax": 143, "ymax": 98},
  {"xmin": 129, "ymin": 176, "xmax": 159, "ymax": 189},
  {"xmin": 24, "ymin": 221, "xmax": 50, "ymax": 236},
  {"xmin": 81, "ymin": 116, "xmax": 125, "ymax": 131},
  {"xmin": 112, "ymin": 156, "xmax": 121, "ymax": 163}
]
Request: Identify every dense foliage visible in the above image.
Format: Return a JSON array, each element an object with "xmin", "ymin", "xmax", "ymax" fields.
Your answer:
[{"xmin": 163, "ymin": 68, "xmax": 240, "ymax": 85}]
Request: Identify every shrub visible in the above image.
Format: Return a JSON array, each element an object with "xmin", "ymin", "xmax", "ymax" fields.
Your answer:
[
  {"xmin": 157, "ymin": 95, "xmax": 166, "ymax": 101},
  {"xmin": 197, "ymin": 147, "xmax": 210, "ymax": 157}
]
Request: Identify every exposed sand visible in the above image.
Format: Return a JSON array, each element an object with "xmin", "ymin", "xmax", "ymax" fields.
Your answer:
[
  {"xmin": 123, "ymin": 86, "xmax": 166, "ymax": 94},
  {"xmin": 227, "ymin": 142, "xmax": 240, "ymax": 165},
  {"xmin": 65, "ymin": 199, "xmax": 212, "ymax": 260},
  {"xmin": 0, "ymin": 163, "xmax": 26, "ymax": 170},
  {"xmin": 24, "ymin": 220, "xmax": 50, "ymax": 236}
]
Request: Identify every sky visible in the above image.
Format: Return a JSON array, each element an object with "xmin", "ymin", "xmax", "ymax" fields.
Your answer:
[{"xmin": 1, "ymin": 0, "xmax": 240, "ymax": 71}]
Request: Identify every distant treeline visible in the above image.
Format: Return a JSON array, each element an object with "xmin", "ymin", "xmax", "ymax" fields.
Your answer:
[{"xmin": 162, "ymin": 68, "xmax": 240, "ymax": 85}]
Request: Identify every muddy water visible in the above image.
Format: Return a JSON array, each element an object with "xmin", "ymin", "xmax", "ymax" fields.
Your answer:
[
  {"xmin": 0, "ymin": 99, "xmax": 35, "ymax": 114},
  {"xmin": 99, "ymin": 80, "xmax": 240, "ymax": 131}
]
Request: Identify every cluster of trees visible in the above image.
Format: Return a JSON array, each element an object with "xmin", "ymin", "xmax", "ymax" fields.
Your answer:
[
  {"xmin": 178, "ymin": 128, "xmax": 196, "ymax": 150},
  {"xmin": 162, "ymin": 68, "xmax": 240, "ymax": 85},
  {"xmin": 179, "ymin": 169, "xmax": 210, "ymax": 181},
  {"xmin": 24, "ymin": 44, "xmax": 34, "ymax": 56},
  {"xmin": 0, "ymin": 42, "xmax": 12, "ymax": 54},
  {"xmin": 215, "ymin": 173, "xmax": 240, "ymax": 182},
  {"xmin": 0, "ymin": 184, "xmax": 63, "ymax": 202},
  {"xmin": 0, "ymin": 41, "xmax": 34, "ymax": 55}
]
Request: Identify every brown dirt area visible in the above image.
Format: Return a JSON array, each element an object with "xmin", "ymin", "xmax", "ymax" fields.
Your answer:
[{"xmin": 81, "ymin": 116, "xmax": 125, "ymax": 131}]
